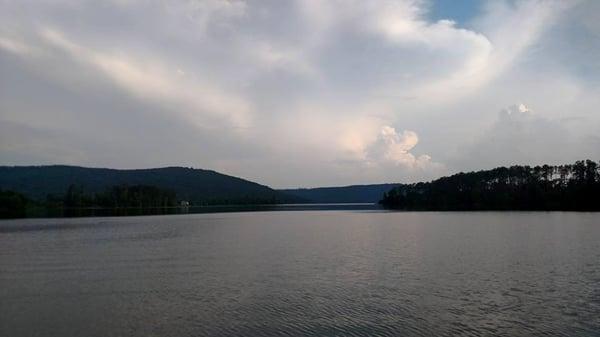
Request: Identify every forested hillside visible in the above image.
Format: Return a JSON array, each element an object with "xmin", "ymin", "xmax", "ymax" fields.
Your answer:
[
  {"xmin": 380, "ymin": 160, "xmax": 600, "ymax": 211},
  {"xmin": 281, "ymin": 184, "xmax": 400, "ymax": 203},
  {"xmin": 0, "ymin": 165, "xmax": 297, "ymax": 205}
]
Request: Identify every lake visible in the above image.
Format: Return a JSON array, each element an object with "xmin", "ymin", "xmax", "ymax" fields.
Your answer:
[{"xmin": 1, "ymin": 210, "xmax": 599, "ymax": 336}]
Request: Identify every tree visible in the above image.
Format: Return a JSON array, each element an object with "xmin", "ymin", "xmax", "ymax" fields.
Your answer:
[{"xmin": 380, "ymin": 160, "xmax": 600, "ymax": 211}]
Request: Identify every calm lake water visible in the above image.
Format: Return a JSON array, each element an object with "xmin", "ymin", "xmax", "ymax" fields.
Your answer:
[{"xmin": 1, "ymin": 211, "xmax": 599, "ymax": 336}]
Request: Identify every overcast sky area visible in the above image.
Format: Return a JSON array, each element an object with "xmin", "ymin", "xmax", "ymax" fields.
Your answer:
[{"xmin": 1, "ymin": 0, "xmax": 599, "ymax": 188}]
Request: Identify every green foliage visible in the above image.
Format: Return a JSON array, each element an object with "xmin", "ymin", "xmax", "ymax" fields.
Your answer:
[
  {"xmin": 0, "ymin": 190, "xmax": 29, "ymax": 218},
  {"xmin": 0, "ymin": 165, "xmax": 294, "ymax": 205},
  {"xmin": 380, "ymin": 160, "xmax": 600, "ymax": 211},
  {"xmin": 61, "ymin": 184, "xmax": 178, "ymax": 208},
  {"xmin": 95, "ymin": 185, "xmax": 177, "ymax": 208}
]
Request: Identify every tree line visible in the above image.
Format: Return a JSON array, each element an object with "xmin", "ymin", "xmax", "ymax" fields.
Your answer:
[
  {"xmin": 380, "ymin": 160, "xmax": 600, "ymax": 211},
  {"xmin": 1, "ymin": 184, "xmax": 179, "ymax": 217},
  {"xmin": 0, "ymin": 183, "xmax": 287, "ymax": 218},
  {"xmin": 0, "ymin": 190, "xmax": 29, "ymax": 218},
  {"xmin": 49, "ymin": 184, "xmax": 178, "ymax": 208}
]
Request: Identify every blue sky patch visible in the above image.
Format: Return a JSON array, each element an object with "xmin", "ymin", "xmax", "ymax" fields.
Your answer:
[{"xmin": 428, "ymin": 0, "xmax": 483, "ymax": 26}]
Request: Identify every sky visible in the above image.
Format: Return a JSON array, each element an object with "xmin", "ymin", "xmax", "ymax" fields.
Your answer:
[{"xmin": 1, "ymin": 0, "xmax": 599, "ymax": 188}]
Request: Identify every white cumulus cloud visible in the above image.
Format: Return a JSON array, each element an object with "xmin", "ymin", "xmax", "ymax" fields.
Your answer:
[{"xmin": 366, "ymin": 126, "xmax": 439, "ymax": 170}]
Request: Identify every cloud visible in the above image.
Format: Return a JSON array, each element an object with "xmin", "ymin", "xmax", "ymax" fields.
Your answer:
[
  {"xmin": 454, "ymin": 103, "xmax": 598, "ymax": 171},
  {"xmin": 330, "ymin": 124, "xmax": 444, "ymax": 184},
  {"xmin": 404, "ymin": 0, "xmax": 573, "ymax": 104},
  {"xmin": 366, "ymin": 126, "xmax": 435, "ymax": 169},
  {"xmin": 0, "ymin": 0, "xmax": 598, "ymax": 187},
  {"xmin": 38, "ymin": 28, "xmax": 252, "ymax": 129},
  {"xmin": 0, "ymin": 36, "xmax": 32, "ymax": 55}
]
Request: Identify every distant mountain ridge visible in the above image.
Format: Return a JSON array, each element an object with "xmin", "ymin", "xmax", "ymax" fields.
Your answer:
[
  {"xmin": 280, "ymin": 184, "xmax": 401, "ymax": 203},
  {"xmin": 0, "ymin": 165, "xmax": 299, "ymax": 205}
]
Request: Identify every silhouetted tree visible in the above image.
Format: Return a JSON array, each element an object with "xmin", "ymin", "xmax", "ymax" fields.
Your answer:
[
  {"xmin": 380, "ymin": 160, "xmax": 600, "ymax": 211},
  {"xmin": 0, "ymin": 190, "xmax": 29, "ymax": 217}
]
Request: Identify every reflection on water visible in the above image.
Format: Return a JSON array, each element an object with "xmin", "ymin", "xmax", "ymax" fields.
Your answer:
[
  {"xmin": 12, "ymin": 203, "xmax": 381, "ymax": 219},
  {"xmin": 1, "ymin": 211, "xmax": 599, "ymax": 336}
]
